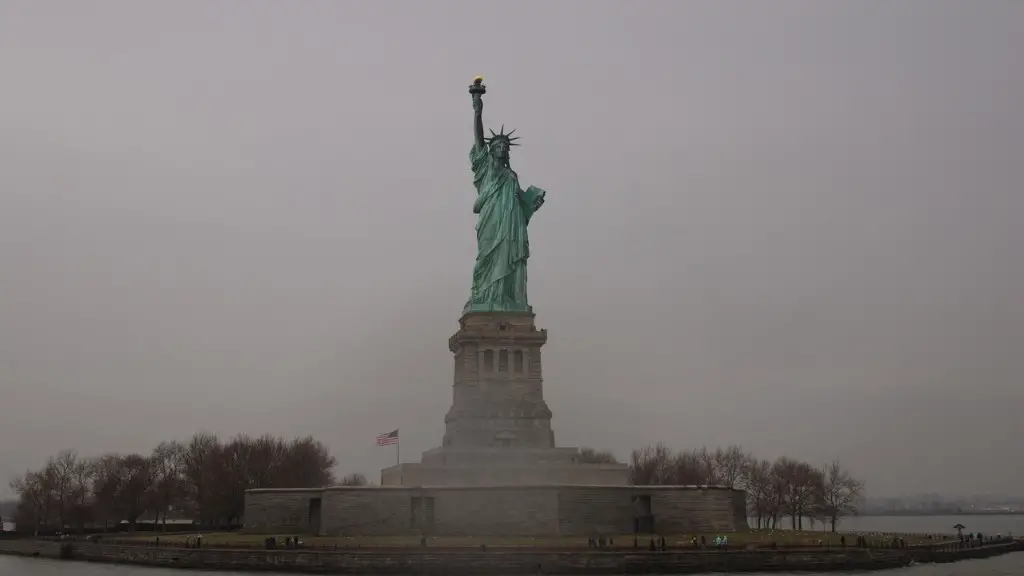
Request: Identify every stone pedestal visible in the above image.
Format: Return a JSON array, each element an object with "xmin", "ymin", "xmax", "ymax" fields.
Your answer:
[
  {"xmin": 444, "ymin": 311, "xmax": 553, "ymax": 450},
  {"xmin": 379, "ymin": 311, "xmax": 630, "ymax": 487},
  {"xmin": 246, "ymin": 312, "xmax": 749, "ymax": 535}
]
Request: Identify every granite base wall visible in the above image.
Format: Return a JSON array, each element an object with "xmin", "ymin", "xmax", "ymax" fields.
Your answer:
[
  {"xmin": 241, "ymin": 487, "xmax": 321, "ymax": 534},
  {"xmin": 244, "ymin": 485, "xmax": 748, "ymax": 536},
  {"xmin": 379, "ymin": 462, "xmax": 629, "ymax": 487},
  {"xmin": 5, "ymin": 538, "xmax": 1021, "ymax": 574}
]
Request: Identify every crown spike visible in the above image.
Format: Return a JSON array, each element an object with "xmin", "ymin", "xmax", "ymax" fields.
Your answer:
[
  {"xmin": 489, "ymin": 128, "xmax": 496, "ymax": 137},
  {"xmin": 506, "ymin": 129, "xmax": 516, "ymax": 137},
  {"xmin": 500, "ymin": 124, "xmax": 505, "ymax": 136}
]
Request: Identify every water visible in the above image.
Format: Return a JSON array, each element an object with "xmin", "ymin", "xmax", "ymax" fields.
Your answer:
[
  {"xmin": 3, "ymin": 553, "xmax": 1021, "ymax": 576},
  {"xmin": 1, "ymin": 516, "xmax": 1021, "ymax": 575}
]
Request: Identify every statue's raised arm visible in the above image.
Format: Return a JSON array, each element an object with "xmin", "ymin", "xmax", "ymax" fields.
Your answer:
[{"xmin": 470, "ymin": 76, "xmax": 486, "ymax": 149}]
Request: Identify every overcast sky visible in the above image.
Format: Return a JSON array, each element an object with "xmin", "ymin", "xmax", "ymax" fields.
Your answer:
[{"xmin": 1, "ymin": 1, "xmax": 1021, "ymax": 499}]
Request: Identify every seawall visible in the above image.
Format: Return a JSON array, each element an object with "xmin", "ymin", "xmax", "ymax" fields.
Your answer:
[{"xmin": 1, "ymin": 538, "xmax": 1020, "ymax": 574}]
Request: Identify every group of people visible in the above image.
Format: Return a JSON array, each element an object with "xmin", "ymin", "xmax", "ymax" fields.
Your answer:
[
  {"xmin": 688, "ymin": 534, "xmax": 729, "ymax": 550},
  {"xmin": 263, "ymin": 535, "xmax": 303, "ymax": 550},
  {"xmin": 588, "ymin": 534, "xmax": 670, "ymax": 551},
  {"xmin": 589, "ymin": 534, "xmax": 737, "ymax": 551},
  {"xmin": 846, "ymin": 534, "xmax": 904, "ymax": 548}
]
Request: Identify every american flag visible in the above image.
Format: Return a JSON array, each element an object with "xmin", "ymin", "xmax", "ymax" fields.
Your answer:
[{"xmin": 376, "ymin": 429, "xmax": 399, "ymax": 446}]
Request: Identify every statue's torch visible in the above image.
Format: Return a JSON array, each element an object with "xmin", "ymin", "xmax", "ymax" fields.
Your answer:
[{"xmin": 469, "ymin": 76, "xmax": 486, "ymax": 96}]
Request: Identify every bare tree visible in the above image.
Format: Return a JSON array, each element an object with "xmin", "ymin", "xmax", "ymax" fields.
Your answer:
[
  {"xmin": 741, "ymin": 458, "xmax": 773, "ymax": 528},
  {"xmin": 619, "ymin": 447, "xmax": 857, "ymax": 533},
  {"xmin": 714, "ymin": 445, "xmax": 748, "ymax": 489},
  {"xmin": 69, "ymin": 458, "xmax": 97, "ymax": 532},
  {"xmin": 773, "ymin": 457, "xmax": 823, "ymax": 530},
  {"xmin": 218, "ymin": 435, "xmax": 255, "ymax": 526},
  {"xmin": 181, "ymin": 432, "xmax": 220, "ymax": 526},
  {"xmin": 629, "ymin": 443, "xmax": 674, "ymax": 485},
  {"xmin": 12, "ymin": 437, "xmax": 864, "ymax": 539},
  {"xmin": 820, "ymin": 461, "xmax": 864, "ymax": 532},
  {"xmin": 244, "ymin": 435, "xmax": 288, "ymax": 489},
  {"xmin": 10, "ymin": 471, "xmax": 49, "ymax": 535},
  {"xmin": 340, "ymin": 473, "xmax": 368, "ymax": 486},
  {"xmin": 184, "ymin": 434, "xmax": 337, "ymax": 527},
  {"xmin": 91, "ymin": 454, "xmax": 125, "ymax": 531},
  {"xmin": 49, "ymin": 450, "xmax": 79, "ymax": 530},
  {"xmin": 9, "ymin": 430, "xmax": 340, "ymax": 534},
  {"xmin": 805, "ymin": 495, "xmax": 827, "ymax": 532},
  {"xmin": 91, "ymin": 454, "xmax": 153, "ymax": 531},
  {"xmin": 150, "ymin": 442, "xmax": 185, "ymax": 531},
  {"xmin": 121, "ymin": 454, "xmax": 154, "ymax": 530},
  {"xmin": 578, "ymin": 447, "xmax": 619, "ymax": 464},
  {"xmin": 696, "ymin": 447, "xmax": 722, "ymax": 485},
  {"xmin": 669, "ymin": 450, "xmax": 703, "ymax": 485}
]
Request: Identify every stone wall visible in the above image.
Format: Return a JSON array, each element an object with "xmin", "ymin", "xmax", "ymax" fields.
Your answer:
[
  {"xmin": 427, "ymin": 486, "xmax": 560, "ymax": 536},
  {"xmin": 242, "ymin": 487, "xmax": 322, "ymax": 534},
  {"xmin": 267, "ymin": 486, "xmax": 564, "ymax": 536},
  {"xmin": 557, "ymin": 486, "xmax": 635, "ymax": 534},
  {"xmin": 245, "ymin": 485, "xmax": 748, "ymax": 536},
  {"xmin": 321, "ymin": 488, "xmax": 414, "ymax": 535},
  {"xmin": 11, "ymin": 538, "xmax": 1020, "ymax": 574},
  {"xmin": 379, "ymin": 462, "xmax": 629, "ymax": 487},
  {"xmin": 552, "ymin": 486, "xmax": 748, "ymax": 535},
  {"xmin": 379, "ymin": 466, "xmax": 402, "ymax": 486},
  {"xmin": 649, "ymin": 487, "xmax": 748, "ymax": 533}
]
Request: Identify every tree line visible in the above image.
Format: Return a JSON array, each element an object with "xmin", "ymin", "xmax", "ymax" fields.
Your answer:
[
  {"xmin": 9, "ymin": 437, "xmax": 862, "ymax": 535},
  {"xmin": 614, "ymin": 443, "xmax": 864, "ymax": 532},
  {"xmin": 7, "ymin": 433, "xmax": 338, "ymax": 535}
]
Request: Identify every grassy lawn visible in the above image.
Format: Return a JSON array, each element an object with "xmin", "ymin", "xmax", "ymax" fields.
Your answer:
[{"xmin": 113, "ymin": 529, "xmax": 944, "ymax": 549}]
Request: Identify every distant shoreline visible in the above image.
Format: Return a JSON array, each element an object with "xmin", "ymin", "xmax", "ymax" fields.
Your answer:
[{"xmin": 857, "ymin": 511, "xmax": 1024, "ymax": 517}]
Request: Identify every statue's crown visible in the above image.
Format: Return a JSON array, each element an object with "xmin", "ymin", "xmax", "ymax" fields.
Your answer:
[{"xmin": 485, "ymin": 125, "xmax": 520, "ymax": 147}]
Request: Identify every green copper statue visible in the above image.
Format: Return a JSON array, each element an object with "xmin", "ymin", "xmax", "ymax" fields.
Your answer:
[{"xmin": 465, "ymin": 77, "xmax": 547, "ymax": 313}]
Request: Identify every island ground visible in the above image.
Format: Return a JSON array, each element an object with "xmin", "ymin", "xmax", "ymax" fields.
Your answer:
[
  {"xmin": 4, "ymin": 535, "xmax": 1018, "ymax": 575},
  {"xmin": 111, "ymin": 529, "xmax": 948, "ymax": 549}
]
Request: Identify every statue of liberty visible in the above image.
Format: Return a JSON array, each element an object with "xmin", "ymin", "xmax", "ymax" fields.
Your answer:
[{"xmin": 465, "ymin": 77, "xmax": 547, "ymax": 313}]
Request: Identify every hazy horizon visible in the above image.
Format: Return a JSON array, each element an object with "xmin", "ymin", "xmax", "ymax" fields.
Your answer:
[{"xmin": 1, "ymin": 1, "xmax": 1021, "ymax": 500}]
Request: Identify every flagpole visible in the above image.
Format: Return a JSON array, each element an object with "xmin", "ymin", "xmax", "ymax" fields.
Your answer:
[{"xmin": 396, "ymin": 430, "xmax": 400, "ymax": 466}]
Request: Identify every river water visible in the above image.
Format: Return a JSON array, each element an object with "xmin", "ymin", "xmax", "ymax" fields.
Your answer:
[{"xmin": 1, "ymin": 515, "xmax": 1021, "ymax": 575}]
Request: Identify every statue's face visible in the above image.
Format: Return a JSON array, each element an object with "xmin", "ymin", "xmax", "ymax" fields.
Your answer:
[{"xmin": 489, "ymin": 139, "xmax": 509, "ymax": 160}]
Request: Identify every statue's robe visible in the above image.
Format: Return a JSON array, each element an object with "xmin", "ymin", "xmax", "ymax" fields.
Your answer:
[{"xmin": 466, "ymin": 143, "xmax": 544, "ymax": 312}]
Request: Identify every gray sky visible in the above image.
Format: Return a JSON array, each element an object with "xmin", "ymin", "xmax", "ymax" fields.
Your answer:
[{"xmin": 1, "ymin": 0, "xmax": 1021, "ymax": 499}]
